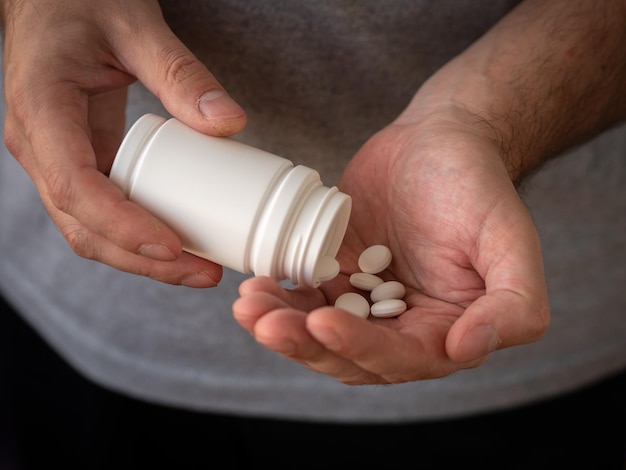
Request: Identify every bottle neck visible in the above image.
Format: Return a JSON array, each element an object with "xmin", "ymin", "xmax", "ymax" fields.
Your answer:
[{"xmin": 250, "ymin": 165, "xmax": 351, "ymax": 287}]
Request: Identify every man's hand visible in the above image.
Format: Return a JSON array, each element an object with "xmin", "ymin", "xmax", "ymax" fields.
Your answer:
[
  {"xmin": 1, "ymin": 0, "xmax": 246, "ymax": 286},
  {"xmin": 233, "ymin": 115, "xmax": 550, "ymax": 384},
  {"xmin": 233, "ymin": 0, "xmax": 626, "ymax": 384}
]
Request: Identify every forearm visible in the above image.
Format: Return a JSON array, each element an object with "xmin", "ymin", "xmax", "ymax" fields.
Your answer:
[{"xmin": 400, "ymin": 0, "xmax": 626, "ymax": 183}]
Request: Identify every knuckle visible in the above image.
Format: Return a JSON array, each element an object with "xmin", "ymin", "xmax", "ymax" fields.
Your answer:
[
  {"xmin": 3, "ymin": 120, "xmax": 22, "ymax": 158},
  {"xmin": 4, "ymin": 101, "xmax": 32, "ymax": 161},
  {"xmin": 158, "ymin": 47, "xmax": 207, "ymax": 87},
  {"xmin": 63, "ymin": 223, "xmax": 96, "ymax": 260},
  {"xmin": 44, "ymin": 164, "xmax": 75, "ymax": 214}
]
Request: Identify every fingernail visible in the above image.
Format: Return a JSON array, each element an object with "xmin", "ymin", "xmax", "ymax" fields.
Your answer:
[
  {"xmin": 181, "ymin": 272, "xmax": 217, "ymax": 288},
  {"xmin": 198, "ymin": 89, "xmax": 244, "ymax": 120},
  {"xmin": 138, "ymin": 243, "xmax": 176, "ymax": 261},
  {"xmin": 462, "ymin": 324, "xmax": 501, "ymax": 360}
]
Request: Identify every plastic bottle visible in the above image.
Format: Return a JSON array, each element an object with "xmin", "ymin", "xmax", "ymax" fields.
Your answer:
[{"xmin": 109, "ymin": 113, "xmax": 352, "ymax": 287}]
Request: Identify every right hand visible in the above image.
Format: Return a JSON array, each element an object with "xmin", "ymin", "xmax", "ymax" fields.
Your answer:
[
  {"xmin": 233, "ymin": 108, "xmax": 550, "ymax": 384},
  {"xmin": 1, "ymin": 0, "xmax": 247, "ymax": 287}
]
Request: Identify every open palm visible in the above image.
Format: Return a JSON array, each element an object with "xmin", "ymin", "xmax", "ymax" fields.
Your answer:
[{"xmin": 233, "ymin": 115, "xmax": 550, "ymax": 385}]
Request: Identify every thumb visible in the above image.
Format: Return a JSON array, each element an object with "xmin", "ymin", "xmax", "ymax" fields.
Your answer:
[
  {"xmin": 117, "ymin": 22, "xmax": 246, "ymax": 136},
  {"xmin": 445, "ymin": 287, "xmax": 550, "ymax": 363}
]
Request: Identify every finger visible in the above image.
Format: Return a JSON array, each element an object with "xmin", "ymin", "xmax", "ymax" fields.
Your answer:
[
  {"xmin": 31, "ymin": 105, "xmax": 186, "ymax": 256},
  {"xmin": 447, "ymin": 287, "xmax": 550, "ymax": 362},
  {"xmin": 253, "ymin": 307, "xmax": 382, "ymax": 385},
  {"xmin": 113, "ymin": 18, "xmax": 246, "ymax": 136},
  {"xmin": 446, "ymin": 215, "xmax": 551, "ymax": 362},
  {"xmin": 234, "ymin": 278, "xmax": 381, "ymax": 383},
  {"xmin": 40, "ymin": 187, "xmax": 222, "ymax": 286},
  {"xmin": 232, "ymin": 290, "xmax": 292, "ymax": 333},
  {"xmin": 306, "ymin": 306, "xmax": 481, "ymax": 383},
  {"xmin": 7, "ymin": 88, "xmax": 201, "ymax": 276},
  {"xmin": 237, "ymin": 276, "xmax": 330, "ymax": 311},
  {"xmin": 235, "ymin": 278, "xmax": 483, "ymax": 383}
]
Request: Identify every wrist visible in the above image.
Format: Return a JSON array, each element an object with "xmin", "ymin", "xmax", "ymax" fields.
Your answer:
[
  {"xmin": 397, "ymin": 0, "xmax": 626, "ymax": 186},
  {"xmin": 395, "ymin": 69, "xmax": 532, "ymax": 185}
]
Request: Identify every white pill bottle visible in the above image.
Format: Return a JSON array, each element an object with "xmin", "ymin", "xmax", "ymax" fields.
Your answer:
[{"xmin": 110, "ymin": 113, "xmax": 351, "ymax": 287}]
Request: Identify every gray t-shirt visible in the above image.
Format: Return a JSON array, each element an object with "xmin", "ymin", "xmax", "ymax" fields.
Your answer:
[{"xmin": 1, "ymin": 0, "xmax": 625, "ymax": 422}]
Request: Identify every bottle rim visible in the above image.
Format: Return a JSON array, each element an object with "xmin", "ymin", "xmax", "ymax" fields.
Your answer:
[{"xmin": 110, "ymin": 113, "xmax": 167, "ymax": 196}]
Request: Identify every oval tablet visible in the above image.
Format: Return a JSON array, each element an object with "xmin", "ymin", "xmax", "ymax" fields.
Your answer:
[
  {"xmin": 335, "ymin": 292, "xmax": 370, "ymax": 319},
  {"xmin": 370, "ymin": 280, "xmax": 405, "ymax": 303},
  {"xmin": 315, "ymin": 256, "xmax": 340, "ymax": 282},
  {"xmin": 358, "ymin": 245, "xmax": 392, "ymax": 274},
  {"xmin": 349, "ymin": 272, "xmax": 384, "ymax": 291},
  {"xmin": 370, "ymin": 299, "xmax": 407, "ymax": 318}
]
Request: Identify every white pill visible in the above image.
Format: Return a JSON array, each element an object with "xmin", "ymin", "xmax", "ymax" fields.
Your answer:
[
  {"xmin": 358, "ymin": 245, "xmax": 392, "ymax": 274},
  {"xmin": 335, "ymin": 292, "xmax": 370, "ymax": 319},
  {"xmin": 370, "ymin": 280, "xmax": 405, "ymax": 303},
  {"xmin": 370, "ymin": 299, "xmax": 407, "ymax": 318},
  {"xmin": 349, "ymin": 272, "xmax": 384, "ymax": 291},
  {"xmin": 315, "ymin": 256, "xmax": 340, "ymax": 282}
]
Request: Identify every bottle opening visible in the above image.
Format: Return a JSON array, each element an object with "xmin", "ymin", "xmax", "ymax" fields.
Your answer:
[
  {"xmin": 250, "ymin": 165, "xmax": 351, "ymax": 287},
  {"xmin": 300, "ymin": 187, "xmax": 351, "ymax": 287}
]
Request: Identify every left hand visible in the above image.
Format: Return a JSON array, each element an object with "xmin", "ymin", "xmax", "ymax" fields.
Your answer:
[{"xmin": 232, "ymin": 112, "xmax": 550, "ymax": 385}]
